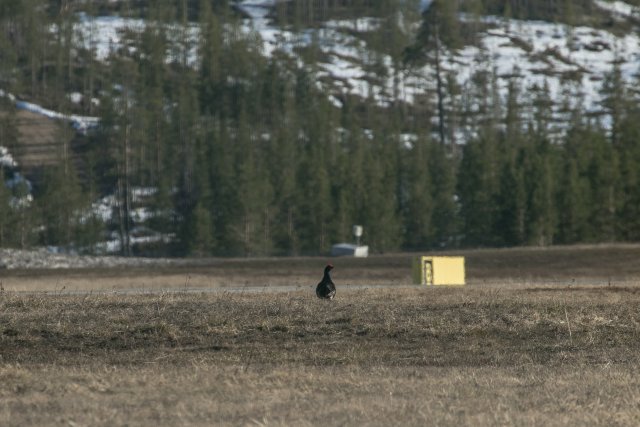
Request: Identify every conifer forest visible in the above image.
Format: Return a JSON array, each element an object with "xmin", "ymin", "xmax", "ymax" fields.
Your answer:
[{"xmin": 1, "ymin": 0, "xmax": 640, "ymax": 257}]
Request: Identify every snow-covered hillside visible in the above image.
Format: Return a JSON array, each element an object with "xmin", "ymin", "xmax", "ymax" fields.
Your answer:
[
  {"xmin": 14, "ymin": 0, "xmax": 638, "ymax": 141},
  {"xmin": 235, "ymin": 0, "xmax": 640, "ymax": 139}
]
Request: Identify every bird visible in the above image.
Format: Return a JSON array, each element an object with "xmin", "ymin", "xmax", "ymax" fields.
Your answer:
[{"xmin": 316, "ymin": 264, "xmax": 336, "ymax": 300}]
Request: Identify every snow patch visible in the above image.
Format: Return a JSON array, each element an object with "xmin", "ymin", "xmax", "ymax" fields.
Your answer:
[
  {"xmin": 594, "ymin": 0, "xmax": 640, "ymax": 19},
  {"xmin": 325, "ymin": 18, "xmax": 382, "ymax": 33},
  {"xmin": 15, "ymin": 100, "xmax": 99, "ymax": 135},
  {"xmin": 68, "ymin": 92, "xmax": 83, "ymax": 104},
  {"xmin": 73, "ymin": 13, "xmax": 201, "ymax": 66},
  {"xmin": 0, "ymin": 247, "xmax": 182, "ymax": 269},
  {"xmin": 0, "ymin": 146, "xmax": 17, "ymax": 168}
]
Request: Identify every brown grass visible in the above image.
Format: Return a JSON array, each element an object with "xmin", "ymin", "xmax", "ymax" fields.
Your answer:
[
  {"xmin": 4, "ymin": 243, "xmax": 640, "ymax": 292},
  {"xmin": 3, "ymin": 245, "xmax": 640, "ymax": 426},
  {"xmin": 2, "ymin": 282, "xmax": 640, "ymax": 426}
]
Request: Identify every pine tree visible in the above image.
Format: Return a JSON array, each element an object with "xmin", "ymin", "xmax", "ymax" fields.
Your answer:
[
  {"xmin": 557, "ymin": 156, "xmax": 589, "ymax": 244},
  {"xmin": 137, "ymin": 5, "xmax": 170, "ymax": 187},
  {"xmin": 561, "ymin": 125, "xmax": 618, "ymax": 243},
  {"xmin": 524, "ymin": 138, "xmax": 558, "ymax": 246},
  {"xmin": 268, "ymin": 91, "xmax": 300, "ymax": 255},
  {"xmin": 330, "ymin": 117, "xmax": 356, "ymax": 246},
  {"xmin": 210, "ymin": 119, "xmax": 241, "ymax": 255},
  {"xmin": 180, "ymin": 126, "xmax": 216, "ymax": 256},
  {"xmin": 184, "ymin": 200, "xmax": 214, "ymax": 257},
  {"xmin": 402, "ymin": 136, "xmax": 434, "ymax": 249},
  {"xmin": 171, "ymin": 66, "xmax": 199, "ymax": 203},
  {"xmin": 297, "ymin": 106, "xmax": 333, "ymax": 255},
  {"xmin": 0, "ymin": 11, "xmax": 17, "ymax": 93},
  {"xmin": 601, "ymin": 59, "xmax": 628, "ymax": 146},
  {"xmin": 10, "ymin": 178, "xmax": 35, "ymax": 249},
  {"xmin": 232, "ymin": 107, "xmax": 274, "ymax": 256},
  {"xmin": 37, "ymin": 119, "xmax": 90, "ymax": 251},
  {"xmin": 359, "ymin": 132, "xmax": 401, "ymax": 252},
  {"xmin": 457, "ymin": 134, "xmax": 501, "ymax": 246},
  {"xmin": 416, "ymin": 0, "xmax": 462, "ymax": 50},
  {"xmin": 75, "ymin": 0, "xmax": 100, "ymax": 116},
  {"xmin": 20, "ymin": 0, "xmax": 47, "ymax": 97},
  {"xmin": 97, "ymin": 54, "xmax": 141, "ymax": 256},
  {"xmin": 504, "ymin": 77, "xmax": 523, "ymax": 143},
  {"xmin": 586, "ymin": 132, "xmax": 620, "ymax": 242},
  {"xmin": 495, "ymin": 159, "xmax": 526, "ymax": 246},
  {"xmin": 531, "ymin": 80, "xmax": 554, "ymax": 138},
  {"xmin": 0, "ymin": 103, "xmax": 19, "ymax": 160},
  {"xmin": 429, "ymin": 140, "xmax": 458, "ymax": 247},
  {"xmin": 406, "ymin": 0, "xmax": 462, "ymax": 148},
  {"xmin": 616, "ymin": 80, "xmax": 640, "ymax": 240},
  {"xmin": 52, "ymin": 3, "xmax": 76, "ymax": 111},
  {"xmin": 38, "ymin": 162, "xmax": 85, "ymax": 249},
  {"xmin": 0, "ymin": 172, "xmax": 12, "ymax": 246},
  {"xmin": 198, "ymin": 0, "xmax": 224, "ymax": 115}
]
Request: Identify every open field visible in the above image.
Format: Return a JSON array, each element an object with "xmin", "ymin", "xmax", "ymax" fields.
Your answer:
[
  {"xmin": 3, "ymin": 243, "xmax": 640, "ymax": 292},
  {"xmin": 2, "ymin": 245, "xmax": 640, "ymax": 425}
]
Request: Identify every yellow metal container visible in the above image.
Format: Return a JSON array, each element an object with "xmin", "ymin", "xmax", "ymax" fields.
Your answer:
[{"xmin": 413, "ymin": 256, "xmax": 465, "ymax": 286}]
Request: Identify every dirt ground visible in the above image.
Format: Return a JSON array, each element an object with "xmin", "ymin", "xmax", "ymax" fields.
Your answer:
[{"xmin": 2, "ymin": 245, "xmax": 640, "ymax": 426}]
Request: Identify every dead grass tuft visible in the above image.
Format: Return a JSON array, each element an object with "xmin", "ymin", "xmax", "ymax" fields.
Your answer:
[{"xmin": 1, "ymin": 285, "xmax": 640, "ymax": 425}]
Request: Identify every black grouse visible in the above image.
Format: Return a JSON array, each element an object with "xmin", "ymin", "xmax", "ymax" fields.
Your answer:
[{"xmin": 316, "ymin": 264, "xmax": 336, "ymax": 300}]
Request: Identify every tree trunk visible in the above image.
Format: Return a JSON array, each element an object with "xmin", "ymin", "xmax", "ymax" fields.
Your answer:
[{"xmin": 434, "ymin": 25, "xmax": 446, "ymax": 147}]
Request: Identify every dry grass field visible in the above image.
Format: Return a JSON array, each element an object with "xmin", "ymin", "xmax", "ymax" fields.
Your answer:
[{"xmin": 2, "ymin": 245, "xmax": 640, "ymax": 426}]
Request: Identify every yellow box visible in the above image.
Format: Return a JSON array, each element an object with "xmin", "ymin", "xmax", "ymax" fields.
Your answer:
[{"xmin": 413, "ymin": 256, "xmax": 465, "ymax": 286}]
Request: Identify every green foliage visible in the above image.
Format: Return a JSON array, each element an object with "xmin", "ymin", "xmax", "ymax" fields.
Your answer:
[
  {"xmin": 401, "ymin": 136, "xmax": 434, "ymax": 249},
  {"xmin": 480, "ymin": 0, "xmax": 593, "ymax": 23},
  {"xmin": 9, "ymin": 179, "xmax": 37, "ymax": 249},
  {"xmin": 427, "ymin": 0, "xmax": 463, "ymax": 49},
  {"xmin": 183, "ymin": 200, "xmax": 215, "ymax": 256},
  {"xmin": 523, "ymin": 138, "xmax": 558, "ymax": 246}
]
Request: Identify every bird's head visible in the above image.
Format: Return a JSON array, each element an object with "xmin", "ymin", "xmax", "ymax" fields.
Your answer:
[{"xmin": 325, "ymin": 264, "xmax": 334, "ymax": 272}]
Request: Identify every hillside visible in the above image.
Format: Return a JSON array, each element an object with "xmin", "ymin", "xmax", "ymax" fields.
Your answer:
[
  {"xmin": 64, "ymin": 0, "xmax": 640, "ymax": 136},
  {"xmin": 1, "ymin": 0, "xmax": 640, "ymax": 256},
  {"xmin": 236, "ymin": 0, "xmax": 640, "ymax": 138}
]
